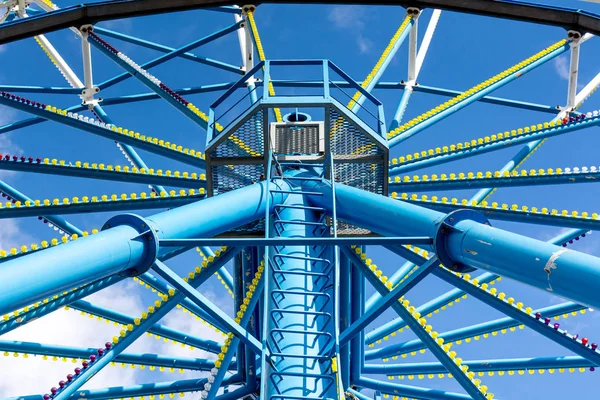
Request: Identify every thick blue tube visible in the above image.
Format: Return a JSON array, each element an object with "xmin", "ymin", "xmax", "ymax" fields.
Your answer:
[
  {"xmin": 264, "ymin": 193, "xmax": 337, "ymax": 399},
  {"xmin": 304, "ymin": 178, "xmax": 600, "ymax": 309},
  {"xmin": 0, "ymin": 179, "xmax": 291, "ymax": 315}
]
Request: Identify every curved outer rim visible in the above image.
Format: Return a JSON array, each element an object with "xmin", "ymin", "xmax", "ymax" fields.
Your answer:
[{"xmin": 1, "ymin": 0, "xmax": 600, "ymax": 45}]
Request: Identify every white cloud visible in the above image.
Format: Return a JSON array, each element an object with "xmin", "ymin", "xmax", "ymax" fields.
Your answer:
[
  {"xmin": 356, "ymin": 34, "xmax": 373, "ymax": 55},
  {"xmin": 328, "ymin": 5, "xmax": 366, "ymax": 30},
  {"xmin": 0, "ymin": 277, "xmax": 240, "ymax": 398},
  {"xmin": 553, "ymin": 55, "xmax": 570, "ymax": 80},
  {"xmin": 0, "ymin": 281, "xmax": 149, "ymax": 397}
]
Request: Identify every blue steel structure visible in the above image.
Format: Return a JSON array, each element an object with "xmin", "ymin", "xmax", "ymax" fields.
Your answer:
[{"xmin": 0, "ymin": 1, "xmax": 600, "ymax": 400}]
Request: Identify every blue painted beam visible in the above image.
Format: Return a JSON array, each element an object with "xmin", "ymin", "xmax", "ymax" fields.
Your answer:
[
  {"xmin": 91, "ymin": 106, "xmax": 167, "ymax": 194},
  {"xmin": 412, "ymin": 84, "xmax": 561, "ymax": 114},
  {"xmin": 70, "ymin": 300, "xmax": 223, "ymax": 353},
  {"xmin": 303, "ymin": 178, "xmax": 600, "ymax": 309},
  {"xmin": 198, "ymin": 246, "xmax": 234, "ymax": 295},
  {"xmin": 206, "ymin": 257, "xmax": 264, "ymax": 399},
  {"xmin": 389, "ymin": 169, "xmax": 600, "ymax": 192},
  {"xmin": 0, "ymin": 85, "xmax": 80, "ymax": 94},
  {"xmin": 97, "ymin": 21, "xmax": 243, "ymax": 90},
  {"xmin": 0, "ymin": 93, "xmax": 206, "ymax": 169},
  {"xmin": 364, "ymin": 229, "xmax": 585, "ymax": 345},
  {"xmin": 0, "ymin": 82, "xmax": 233, "ymax": 137},
  {"xmin": 271, "ymin": 80, "xmax": 562, "ymax": 114},
  {"xmin": 160, "ymin": 237, "xmax": 433, "ymax": 247},
  {"xmin": 0, "ymin": 79, "xmax": 558, "ymax": 137},
  {"xmin": 342, "ymin": 247, "xmax": 486, "ymax": 399},
  {"xmin": 364, "ymin": 355, "xmax": 595, "ymax": 375},
  {"xmin": 399, "ymin": 198, "xmax": 600, "ymax": 231},
  {"xmin": 433, "ymin": 267, "xmax": 600, "ymax": 366},
  {"xmin": 20, "ymin": 374, "xmax": 241, "ymax": 400},
  {"xmin": 349, "ymin": 252, "xmax": 364, "ymax": 384},
  {"xmin": 0, "ymin": 158, "xmax": 203, "ymax": 188},
  {"xmin": 139, "ymin": 271, "xmax": 228, "ymax": 332},
  {"xmin": 0, "ymin": 340, "xmax": 225, "ymax": 370},
  {"xmin": 0, "ymin": 193, "xmax": 205, "ymax": 218},
  {"xmin": 88, "ymin": 33, "xmax": 209, "ymax": 130},
  {"xmin": 152, "ymin": 260, "xmax": 262, "ymax": 354},
  {"xmin": 51, "ymin": 249, "xmax": 247, "ymax": 400},
  {"xmin": 93, "ymin": 27, "xmax": 243, "ymax": 75},
  {"xmin": 350, "ymin": 17, "xmax": 413, "ymax": 113},
  {"xmin": 0, "ymin": 276, "xmax": 122, "ymax": 335},
  {"xmin": 389, "ymin": 115, "xmax": 600, "ymax": 175},
  {"xmin": 0, "ymin": 177, "xmax": 292, "ymax": 315},
  {"xmin": 358, "ymin": 377, "xmax": 472, "ymax": 400},
  {"xmin": 0, "ymin": 180, "xmax": 82, "ymax": 236},
  {"xmin": 388, "ymin": 42, "xmax": 569, "ymax": 147},
  {"xmin": 365, "ymin": 271, "xmax": 498, "ymax": 345},
  {"xmin": 339, "ymin": 257, "xmax": 438, "ymax": 346},
  {"xmin": 365, "ymin": 302, "xmax": 583, "ymax": 360}
]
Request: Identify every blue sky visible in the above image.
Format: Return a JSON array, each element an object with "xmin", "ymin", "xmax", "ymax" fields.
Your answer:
[{"xmin": 1, "ymin": 0, "xmax": 600, "ymax": 399}]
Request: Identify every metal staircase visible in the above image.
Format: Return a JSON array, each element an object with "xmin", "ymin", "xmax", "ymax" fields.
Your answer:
[{"xmin": 260, "ymin": 153, "xmax": 342, "ymax": 400}]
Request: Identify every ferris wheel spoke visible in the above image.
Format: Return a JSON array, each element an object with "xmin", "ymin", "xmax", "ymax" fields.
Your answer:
[
  {"xmin": 365, "ymin": 301, "xmax": 583, "ymax": 361},
  {"xmin": 0, "ymin": 188, "xmax": 205, "ymax": 218},
  {"xmin": 246, "ymin": 8, "xmax": 283, "ymax": 122},
  {"xmin": 0, "ymin": 275, "xmax": 121, "ymax": 336},
  {"xmin": 93, "ymin": 27, "xmax": 244, "ymax": 75},
  {"xmin": 389, "ymin": 9, "xmax": 442, "ymax": 130},
  {"xmin": 367, "ymin": 227, "xmax": 588, "ymax": 347},
  {"xmin": 0, "ymin": 179, "xmax": 83, "ymax": 235},
  {"xmin": 397, "ymin": 196, "xmax": 600, "ymax": 231},
  {"xmin": 0, "ymin": 91, "xmax": 206, "ymax": 168},
  {"xmin": 364, "ymin": 272, "xmax": 499, "ymax": 348},
  {"xmin": 357, "ymin": 377, "xmax": 473, "ymax": 400},
  {"xmin": 136, "ymin": 271, "xmax": 229, "ymax": 333},
  {"xmin": 339, "ymin": 254, "xmax": 438, "ymax": 346},
  {"xmin": 46, "ymin": 249, "xmax": 241, "ymax": 400},
  {"xmin": 69, "ymin": 300, "xmax": 223, "ymax": 353},
  {"xmin": 364, "ymin": 355, "xmax": 594, "ymax": 378},
  {"xmin": 0, "ymin": 156, "xmax": 204, "ymax": 188},
  {"xmin": 343, "ymin": 247, "xmax": 490, "ymax": 399},
  {"xmin": 0, "ymin": 84, "xmax": 79, "ymax": 94},
  {"xmin": 389, "ymin": 112, "xmax": 600, "ymax": 176},
  {"xmin": 0, "ymin": 339, "xmax": 222, "ymax": 371},
  {"xmin": 88, "ymin": 32, "xmax": 217, "ymax": 130},
  {"xmin": 435, "ymin": 268, "xmax": 600, "ymax": 365},
  {"xmin": 468, "ymin": 72, "xmax": 600, "ymax": 205},
  {"xmin": 390, "ymin": 166, "xmax": 600, "ymax": 192},
  {"xmin": 345, "ymin": 12, "xmax": 413, "ymax": 114},
  {"xmin": 34, "ymin": 375, "xmax": 242, "ymax": 400},
  {"xmin": 96, "ymin": 21, "xmax": 243, "ymax": 92},
  {"xmin": 387, "ymin": 39, "xmax": 569, "ymax": 147},
  {"xmin": 196, "ymin": 246, "xmax": 234, "ymax": 295}
]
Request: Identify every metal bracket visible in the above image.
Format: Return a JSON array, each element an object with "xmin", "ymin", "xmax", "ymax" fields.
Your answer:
[
  {"xmin": 241, "ymin": 4, "xmax": 256, "ymax": 14},
  {"xmin": 434, "ymin": 209, "xmax": 490, "ymax": 273},
  {"xmin": 101, "ymin": 213, "xmax": 159, "ymax": 277},
  {"xmin": 406, "ymin": 7, "xmax": 420, "ymax": 16},
  {"xmin": 79, "ymin": 24, "xmax": 102, "ymax": 106}
]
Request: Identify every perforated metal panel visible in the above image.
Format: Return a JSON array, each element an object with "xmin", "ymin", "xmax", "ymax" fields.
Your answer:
[
  {"xmin": 211, "ymin": 110, "xmax": 264, "ymax": 159},
  {"xmin": 328, "ymin": 107, "xmax": 387, "ymax": 235},
  {"xmin": 270, "ymin": 123, "xmax": 324, "ymax": 155},
  {"xmin": 211, "ymin": 164, "xmax": 264, "ymax": 196},
  {"xmin": 206, "ymin": 103, "xmax": 388, "ymax": 236}
]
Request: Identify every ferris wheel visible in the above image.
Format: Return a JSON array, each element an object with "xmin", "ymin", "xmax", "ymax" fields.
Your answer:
[{"xmin": 0, "ymin": 1, "xmax": 600, "ymax": 400}]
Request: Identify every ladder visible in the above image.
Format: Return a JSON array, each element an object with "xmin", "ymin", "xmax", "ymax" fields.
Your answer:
[{"xmin": 260, "ymin": 152, "xmax": 341, "ymax": 400}]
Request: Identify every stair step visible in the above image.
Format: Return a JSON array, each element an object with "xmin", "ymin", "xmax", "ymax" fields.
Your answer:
[{"xmin": 270, "ymin": 189, "xmax": 323, "ymax": 196}]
